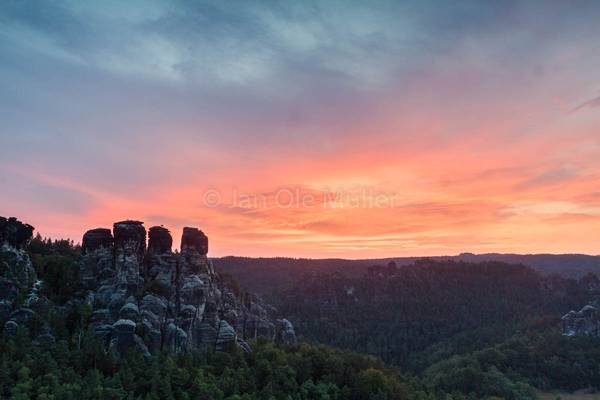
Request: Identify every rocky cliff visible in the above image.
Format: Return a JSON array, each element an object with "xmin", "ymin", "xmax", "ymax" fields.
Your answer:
[
  {"xmin": 82, "ymin": 220, "xmax": 296, "ymax": 357},
  {"xmin": 1, "ymin": 216, "xmax": 295, "ymax": 358},
  {"xmin": 562, "ymin": 304, "xmax": 600, "ymax": 337},
  {"xmin": 0, "ymin": 217, "xmax": 53, "ymax": 343}
]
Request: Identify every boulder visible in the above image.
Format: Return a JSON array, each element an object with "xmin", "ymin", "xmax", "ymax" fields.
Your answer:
[
  {"xmin": 148, "ymin": 226, "xmax": 172, "ymax": 254},
  {"xmin": 275, "ymin": 319, "xmax": 297, "ymax": 345},
  {"xmin": 110, "ymin": 319, "xmax": 138, "ymax": 356},
  {"xmin": 3, "ymin": 320, "xmax": 18, "ymax": 336},
  {"xmin": 119, "ymin": 302, "xmax": 140, "ymax": 320},
  {"xmin": 113, "ymin": 221, "xmax": 146, "ymax": 251},
  {"xmin": 215, "ymin": 320, "xmax": 236, "ymax": 351},
  {"xmin": 181, "ymin": 227, "xmax": 208, "ymax": 255},
  {"xmin": 0, "ymin": 217, "xmax": 34, "ymax": 249},
  {"xmin": 82, "ymin": 228, "xmax": 113, "ymax": 254}
]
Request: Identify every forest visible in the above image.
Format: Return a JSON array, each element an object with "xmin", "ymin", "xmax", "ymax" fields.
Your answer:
[
  {"xmin": 2, "ymin": 235, "xmax": 600, "ymax": 399},
  {"xmin": 213, "ymin": 254, "xmax": 600, "ymax": 295},
  {"xmin": 271, "ymin": 260, "xmax": 600, "ymax": 397}
]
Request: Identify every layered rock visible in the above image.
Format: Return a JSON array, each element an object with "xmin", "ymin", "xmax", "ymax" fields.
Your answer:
[
  {"xmin": 1, "ymin": 217, "xmax": 52, "ymax": 343},
  {"xmin": 78, "ymin": 220, "xmax": 296, "ymax": 358},
  {"xmin": 0, "ymin": 215, "xmax": 296, "ymax": 356},
  {"xmin": 562, "ymin": 304, "xmax": 600, "ymax": 336},
  {"xmin": 177, "ymin": 227, "xmax": 216, "ymax": 350},
  {"xmin": 146, "ymin": 226, "xmax": 176, "ymax": 299},
  {"xmin": 180, "ymin": 227, "xmax": 211, "ymax": 275},
  {"xmin": 80, "ymin": 228, "xmax": 114, "ymax": 290},
  {"xmin": 113, "ymin": 221, "xmax": 146, "ymax": 293}
]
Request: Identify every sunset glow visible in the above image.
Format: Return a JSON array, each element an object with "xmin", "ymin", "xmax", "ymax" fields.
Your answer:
[{"xmin": 1, "ymin": 1, "xmax": 599, "ymax": 257}]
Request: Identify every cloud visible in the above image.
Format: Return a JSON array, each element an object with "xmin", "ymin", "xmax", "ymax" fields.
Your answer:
[
  {"xmin": 515, "ymin": 166, "xmax": 579, "ymax": 190},
  {"xmin": 0, "ymin": 169, "xmax": 95, "ymax": 215},
  {"xmin": 1, "ymin": 1, "xmax": 600, "ymax": 256},
  {"xmin": 572, "ymin": 95, "xmax": 600, "ymax": 112}
]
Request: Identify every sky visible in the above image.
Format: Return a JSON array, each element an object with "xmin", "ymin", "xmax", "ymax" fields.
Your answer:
[{"xmin": 1, "ymin": 0, "xmax": 599, "ymax": 258}]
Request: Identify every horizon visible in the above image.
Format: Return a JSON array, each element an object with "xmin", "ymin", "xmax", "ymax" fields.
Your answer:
[
  {"xmin": 16, "ymin": 215, "xmax": 600, "ymax": 260},
  {"xmin": 2, "ymin": 1, "xmax": 600, "ymax": 258}
]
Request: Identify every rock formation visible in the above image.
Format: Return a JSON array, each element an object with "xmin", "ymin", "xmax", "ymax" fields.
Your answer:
[
  {"xmin": 146, "ymin": 226, "xmax": 176, "ymax": 299},
  {"xmin": 0, "ymin": 217, "xmax": 34, "ymax": 250},
  {"xmin": 562, "ymin": 304, "xmax": 600, "ymax": 336},
  {"xmin": 0, "ymin": 217, "xmax": 53, "ymax": 343},
  {"xmin": 275, "ymin": 318, "xmax": 297, "ymax": 345},
  {"xmin": 79, "ymin": 220, "xmax": 296, "ymax": 357},
  {"xmin": 113, "ymin": 220, "xmax": 146, "ymax": 292},
  {"xmin": 0, "ymin": 215, "xmax": 296, "ymax": 357}
]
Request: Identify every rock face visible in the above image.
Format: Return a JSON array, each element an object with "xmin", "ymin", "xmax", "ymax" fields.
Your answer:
[
  {"xmin": 0, "ymin": 217, "xmax": 53, "ymax": 343},
  {"xmin": 0, "ymin": 217, "xmax": 34, "ymax": 250},
  {"xmin": 181, "ymin": 227, "xmax": 208, "ymax": 256},
  {"xmin": 82, "ymin": 228, "xmax": 113, "ymax": 254},
  {"xmin": 80, "ymin": 220, "xmax": 296, "ymax": 357},
  {"xmin": 0, "ymin": 215, "xmax": 296, "ymax": 357},
  {"xmin": 148, "ymin": 226, "xmax": 172, "ymax": 254},
  {"xmin": 562, "ymin": 304, "xmax": 600, "ymax": 336},
  {"xmin": 275, "ymin": 318, "xmax": 297, "ymax": 345},
  {"xmin": 113, "ymin": 220, "xmax": 146, "ymax": 292},
  {"xmin": 80, "ymin": 228, "xmax": 114, "ymax": 290},
  {"xmin": 146, "ymin": 226, "xmax": 176, "ymax": 299}
]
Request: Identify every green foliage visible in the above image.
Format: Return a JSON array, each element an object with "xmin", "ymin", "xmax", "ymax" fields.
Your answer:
[
  {"xmin": 15, "ymin": 234, "xmax": 600, "ymax": 400},
  {"xmin": 28, "ymin": 234, "xmax": 81, "ymax": 304},
  {"xmin": 423, "ymin": 328, "xmax": 600, "ymax": 396},
  {"xmin": 0, "ymin": 333, "xmax": 432, "ymax": 400},
  {"xmin": 275, "ymin": 261, "xmax": 594, "ymax": 367}
]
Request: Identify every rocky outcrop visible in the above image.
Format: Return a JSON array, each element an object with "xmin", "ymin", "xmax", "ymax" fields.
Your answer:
[
  {"xmin": 80, "ymin": 228, "xmax": 114, "ymax": 290},
  {"xmin": 146, "ymin": 226, "xmax": 176, "ymax": 299},
  {"xmin": 181, "ymin": 227, "xmax": 208, "ymax": 255},
  {"xmin": 0, "ymin": 217, "xmax": 34, "ymax": 250},
  {"xmin": 275, "ymin": 318, "xmax": 297, "ymax": 345},
  {"xmin": 82, "ymin": 228, "xmax": 113, "ymax": 254},
  {"xmin": 1, "ymin": 217, "xmax": 53, "ymax": 343},
  {"xmin": 79, "ymin": 220, "xmax": 296, "ymax": 358},
  {"xmin": 148, "ymin": 226, "xmax": 172, "ymax": 254},
  {"xmin": 562, "ymin": 304, "xmax": 600, "ymax": 336},
  {"xmin": 0, "ymin": 215, "xmax": 296, "ymax": 357},
  {"xmin": 113, "ymin": 221, "xmax": 146, "ymax": 293}
]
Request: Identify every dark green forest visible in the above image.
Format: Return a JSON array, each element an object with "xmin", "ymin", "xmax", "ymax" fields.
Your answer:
[
  {"xmin": 1, "ymin": 332, "xmax": 435, "ymax": 400},
  {"xmin": 2, "ymin": 236, "xmax": 600, "ymax": 399},
  {"xmin": 213, "ymin": 254, "xmax": 600, "ymax": 295},
  {"xmin": 274, "ymin": 261, "xmax": 595, "ymax": 364},
  {"xmin": 271, "ymin": 261, "xmax": 600, "ymax": 398}
]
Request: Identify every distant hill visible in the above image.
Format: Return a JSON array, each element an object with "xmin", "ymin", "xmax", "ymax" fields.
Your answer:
[
  {"xmin": 451, "ymin": 253, "xmax": 600, "ymax": 278},
  {"xmin": 269, "ymin": 259, "xmax": 595, "ymax": 368},
  {"xmin": 213, "ymin": 253, "xmax": 600, "ymax": 294}
]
